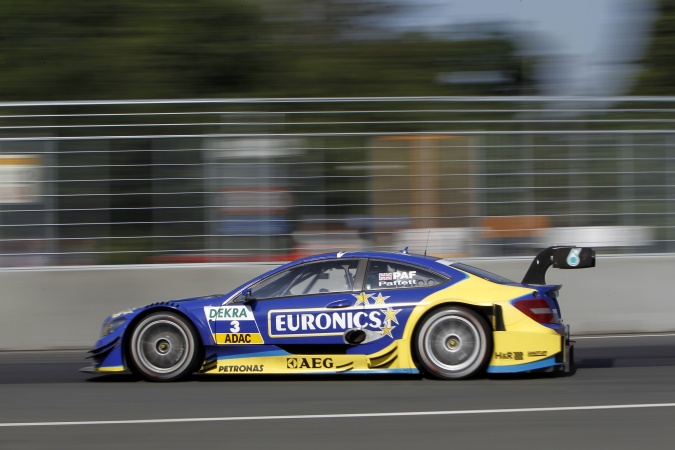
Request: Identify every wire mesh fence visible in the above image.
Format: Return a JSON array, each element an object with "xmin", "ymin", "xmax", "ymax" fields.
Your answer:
[{"xmin": 0, "ymin": 97, "xmax": 674, "ymax": 266}]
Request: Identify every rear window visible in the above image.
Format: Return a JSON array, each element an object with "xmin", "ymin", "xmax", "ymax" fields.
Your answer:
[{"xmin": 448, "ymin": 262, "xmax": 517, "ymax": 285}]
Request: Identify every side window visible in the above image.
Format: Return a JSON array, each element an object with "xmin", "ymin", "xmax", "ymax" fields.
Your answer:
[
  {"xmin": 248, "ymin": 259, "xmax": 359, "ymax": 300},
  {"xmin": 365, "ymin": 260, "xmax": 448, "ymax": 290}
]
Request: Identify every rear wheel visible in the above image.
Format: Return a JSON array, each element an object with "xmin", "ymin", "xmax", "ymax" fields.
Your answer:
[
  {"xmin": 414, "ymin": 306, "xmax": 492, "ymax": 379},
  {"xmin": 129, "ymin": 311, "xmax": 200, "ymax": 382}
]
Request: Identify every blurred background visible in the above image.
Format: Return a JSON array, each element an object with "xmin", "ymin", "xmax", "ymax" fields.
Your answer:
[{"xmin": 0, "ymin": 0, "xmax": 673, "ymax": 267}]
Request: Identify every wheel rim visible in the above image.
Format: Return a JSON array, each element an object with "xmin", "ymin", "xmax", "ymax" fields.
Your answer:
[
  {"xmin": 134, "ymin": 319, "xmax": 190, "ymax": 374},
  {"xmin": 423, "ymin": 314, "xmax": 482, "ymax": 372}
]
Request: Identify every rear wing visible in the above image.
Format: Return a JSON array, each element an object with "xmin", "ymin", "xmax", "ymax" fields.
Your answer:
[{"xmin": 522, "ymin": 246, "xmax": 595, "ymax": 285}]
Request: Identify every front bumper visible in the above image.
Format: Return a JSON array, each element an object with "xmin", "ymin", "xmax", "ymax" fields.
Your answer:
[
  {"xmin": 80, "ymin": 365, "xmax": 130, "ymax": 374},
  {"xmin": 84, "ymin": 334, "xmax": 128, "ymax": 373}
]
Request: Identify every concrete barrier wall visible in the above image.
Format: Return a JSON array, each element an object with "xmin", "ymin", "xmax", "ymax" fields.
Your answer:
[{"xmin": 1, "ymin": 255, "xmax": 673, "ymax": 350}]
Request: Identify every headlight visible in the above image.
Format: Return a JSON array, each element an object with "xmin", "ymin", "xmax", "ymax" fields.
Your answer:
[{"xmin": 101, "ymin": 316, "xmax": 128, "ymax": 337}]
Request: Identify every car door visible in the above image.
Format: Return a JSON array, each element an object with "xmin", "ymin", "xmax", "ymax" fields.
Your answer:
[
  {"xmin": 357, "ymin": 258, "xmax": 451, "ymax": 346},
  {"xmin": 244, "ymin": 258, "xmax": 366, "ymax": 347}
]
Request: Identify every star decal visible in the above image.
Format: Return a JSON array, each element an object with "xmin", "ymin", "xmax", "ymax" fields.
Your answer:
[
  {"xmin": 371, "ymin": 292, "xmax": 390, "ymax": 305},
  {"xmin": 352, "ymin": 292, "xmax": 373, "ymax": 306},
  {"xmin": 382, "ymin": 306, "xmax": 401, "ymax": 325},
  {"xmin": 380, "ymin": 323, "xmax": 395, "ymax": 338}
]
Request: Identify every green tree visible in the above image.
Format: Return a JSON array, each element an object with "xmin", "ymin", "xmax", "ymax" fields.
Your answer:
[
  {"xmin": 0, "ymin": 0, "xmax": 268, "ymax": 100},
  {"xmin": 631, "ymin": 0, "xmax": 675, "ymax": 95},
  {"xmin": 0, "ymin": 0, "xmax": 530, "ymax": 101}
]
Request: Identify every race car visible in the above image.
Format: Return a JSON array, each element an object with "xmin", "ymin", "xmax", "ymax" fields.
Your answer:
[{"xmin": 83, "ymin": 246, "xmax": 595, "ymax": 381}]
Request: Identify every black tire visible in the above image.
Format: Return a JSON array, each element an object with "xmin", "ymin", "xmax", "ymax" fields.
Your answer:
[
  {"xmin": 565, "ymin": 344, "xmax": 576, "ymax": 376},
  {"xmin": 129, "ymin": 311, "xmax": 200, "ymax": 382},
  {"xmin": 414, "ymin": 306, "xmax": 492, "ymax": 380}
]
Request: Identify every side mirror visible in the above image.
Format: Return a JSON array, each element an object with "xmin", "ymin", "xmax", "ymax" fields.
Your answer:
[{"xmin": 243, "ymin": 289, "xmax": 255, "ymax": 305}]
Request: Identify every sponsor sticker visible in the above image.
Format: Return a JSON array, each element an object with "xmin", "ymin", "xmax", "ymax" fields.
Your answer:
[
  {"xmin": 567, "ymin": 248, "xmax": 581, "ymax": 267},
  {"xmin": 494, "ymin": 352, "xmax": 524, "ymax": 360},
  {"xmin": 218, "ymin": 364, "xmax": 264, "ymax": 373},
  {"xmin": 287, "ymin": 357, "xmax": 334, "ymax": 369},
  {"xmin": 204, "ymin": 355, "xmax": 366, "ymax": 375},
  {"xmin": 215, "ymin": 333, "xmax": 265, "ymax": 344},
  {"xmin": 272, "ymin": 310, "xmax": 385, "ymax": 335},
  {"xmin": 378, "ymin": 271, "xmax": 418, "ymax": 287},
  {"xmin": 206, "ymin": 305, "xmax": 264, "ymax": 344},
  {"xmin": 205, "ymin": 305, "xmax": 254, "ymax": 321},
  {"xmin": 269, "ymin": 293, "xmax": 402, "ymax": 339}
]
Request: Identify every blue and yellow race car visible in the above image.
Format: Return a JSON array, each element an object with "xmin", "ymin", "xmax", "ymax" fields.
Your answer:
[{"xmin": 84, "ymin": 246, "xmax": 595, "ymax": 381}]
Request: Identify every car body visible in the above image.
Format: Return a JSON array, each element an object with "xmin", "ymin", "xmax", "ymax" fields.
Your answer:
[{"xmin": 83, "ymin": 246, "xmax": 595, "ymax": 381}]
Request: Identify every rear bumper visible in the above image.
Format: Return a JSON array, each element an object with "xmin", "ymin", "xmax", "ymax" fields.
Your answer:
[
  {"xmin": 561, "ymin": 324, "xmax": 575, "ymax": 373},
  {"xmin": 486, "ymin": 323, "xmax": 572, "ymax": 374}
]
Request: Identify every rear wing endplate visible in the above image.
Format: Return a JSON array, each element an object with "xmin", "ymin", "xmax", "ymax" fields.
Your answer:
[{"xmin": 522, "ymin": 246, "xmax": 595, "ymax": 285}]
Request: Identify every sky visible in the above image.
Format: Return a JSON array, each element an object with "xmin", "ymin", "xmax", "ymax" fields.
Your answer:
[{"xmin": 397, "ymin": 0, "xmax": 657, "ymax": 96}]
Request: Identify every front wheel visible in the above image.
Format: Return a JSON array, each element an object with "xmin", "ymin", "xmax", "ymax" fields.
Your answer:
[
  {"xmin": 414, "ymin": 306, "xmax": 492, "ymax": 379},
  {"xmin": 129, "ymin": 311, "xmax": 200, "ymax": 382}
]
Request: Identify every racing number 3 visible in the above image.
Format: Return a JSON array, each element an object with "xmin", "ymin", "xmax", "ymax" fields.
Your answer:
[{"xmin": 230, "ymin": 320, "xmax": 240, "ymax": 333}]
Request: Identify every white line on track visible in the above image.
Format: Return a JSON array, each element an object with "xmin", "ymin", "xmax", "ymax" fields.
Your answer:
[
  {"xmin": 574, "ymin": 333, "xmax": 675, "ymax": 339},
  {"xmin": 2, "ymin": 403, "xmax": 675, "ymax": 428}
]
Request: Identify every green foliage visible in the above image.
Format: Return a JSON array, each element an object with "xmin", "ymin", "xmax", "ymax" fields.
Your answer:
[
  {"xmin": 0, "ymin": 0, "xmax": 267, "ymax": 100},
  {"xmin": 632, "ymin": 0, "xmax": 675, "ymax": 95},
  {"xmin": 0, "ymin": 0, "xmax": 529, "ymax": 101},
  {"xmin": 0, "ymin": 1, "xmax": 538, "ymax": 263}
]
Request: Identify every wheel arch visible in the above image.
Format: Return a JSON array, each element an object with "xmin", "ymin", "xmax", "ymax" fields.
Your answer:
[
  {"xmin": 122, "ymin": 306, "xmax": 206, "ymax": 374},
  {"xmin": 405, "ymin": 301, "xmax": 494, "ymax": 375}
]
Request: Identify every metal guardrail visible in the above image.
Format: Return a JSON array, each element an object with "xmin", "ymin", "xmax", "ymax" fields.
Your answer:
[{"xmin": 0, "ymin": 97, "xmax": 674, "ymax": 266}]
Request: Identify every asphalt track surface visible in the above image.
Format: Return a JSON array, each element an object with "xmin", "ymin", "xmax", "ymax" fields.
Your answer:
[{"xmin": 2, "ymin": 335, "xmax": 675, "ymax": 449}]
